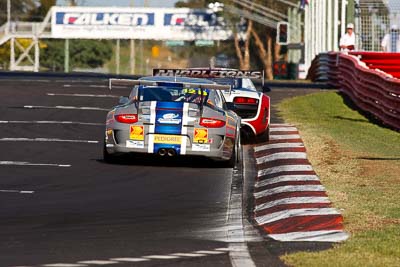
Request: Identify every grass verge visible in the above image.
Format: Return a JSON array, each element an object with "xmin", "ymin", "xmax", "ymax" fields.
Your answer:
[{"xmin": 277, "ymin": 91, "xmax": 400, "ymax": 267}]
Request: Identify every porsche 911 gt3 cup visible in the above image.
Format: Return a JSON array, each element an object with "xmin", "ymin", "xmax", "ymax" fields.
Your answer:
[
  {"xmin": 104, "ymin": 76, "xmax": 241, "ymax": 167},
  {"xmin": 153, "ymin": 68, "xmax": 271, "ymax": 142}
]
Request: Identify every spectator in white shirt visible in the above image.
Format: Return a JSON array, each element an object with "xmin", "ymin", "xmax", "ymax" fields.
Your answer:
[
  {"xmin": 381, "ymin": 25, "xmax": 400, "ymax": 52},
  {"xmin": 339, "ymin": 23, "xmax": 356, "ymax": 51}
]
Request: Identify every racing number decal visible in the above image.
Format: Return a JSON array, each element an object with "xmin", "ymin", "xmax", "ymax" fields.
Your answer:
[
  {"xmin": 183, "ymin": 88, "xmax": 208, "ymax": 96},
  {"xmin": 194, "ymin": 128, "xmax": 208, "ymax": 143},
  {"xmin": 130, "ymin": 125, "xmax": 144, "ymax": 140}
]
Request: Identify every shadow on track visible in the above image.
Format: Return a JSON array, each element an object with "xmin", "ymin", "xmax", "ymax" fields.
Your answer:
[{"xmin": 95, "ymin": 154, "xmax": 232, "ymax": 168}]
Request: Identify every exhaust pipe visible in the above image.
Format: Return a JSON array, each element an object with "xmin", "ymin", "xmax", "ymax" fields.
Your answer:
[
  {"xmin": 158, "ymin": 148, "xmax": 167, "ymax": 156},
  {"xmin": 167, "ymin": 149, "xmax": 176, "ymax": 157}
]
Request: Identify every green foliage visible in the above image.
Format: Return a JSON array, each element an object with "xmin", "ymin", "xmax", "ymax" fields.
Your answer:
[
  {"xmin": 0, "ymin": 0, "xmax": 36, "ymax": 24},
  {"xmin": 175, "ymin": 0, "xmax": 214, "ymax": 8},
  {"xmin": 41, "ymin": 40, "xmax": 113, "ymax": 71},
  {"xmin": 30, "ymin": 0, "xmax": 56, "ymax": 22}
]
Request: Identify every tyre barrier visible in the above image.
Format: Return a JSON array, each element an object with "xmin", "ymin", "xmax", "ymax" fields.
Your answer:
[
  {"xmin": 307, "ymin": 52, "xmax": 400, "ymax": 131},
  {"xmin": 253, "ymin": 124, "xmax": 349, "ymax": 242}
]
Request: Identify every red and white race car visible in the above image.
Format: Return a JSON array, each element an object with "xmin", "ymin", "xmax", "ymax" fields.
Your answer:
[{"xmin": 153, "ymin": 68, "xmax": 271, "ymax": 142}]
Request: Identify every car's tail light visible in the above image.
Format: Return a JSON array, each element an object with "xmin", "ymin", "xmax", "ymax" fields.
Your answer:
[
  {"xmin": 200, "ymin": 118, "xmax": 226, "ymax": 128},
  {"xmin": 234, "ymin": 97, "xmax": 258, "ymax": 104},
  {"xmin": 115, "ymin": 114, "xmax": 138, "ymax": 124}
]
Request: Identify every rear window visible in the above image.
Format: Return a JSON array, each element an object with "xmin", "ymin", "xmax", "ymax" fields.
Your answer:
[{"xmin": 137, "ymin": 86, "xmax": 210, "ymax": 105}]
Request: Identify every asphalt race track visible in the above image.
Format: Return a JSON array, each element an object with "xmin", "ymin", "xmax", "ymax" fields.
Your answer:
[{"xmin": 0, "ymin": 76, "xmax": 323, "ymax": 267}]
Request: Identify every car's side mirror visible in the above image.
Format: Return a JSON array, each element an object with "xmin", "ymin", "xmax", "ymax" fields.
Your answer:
[
  {"xmin": 118, "ymin": 96, "xmax": 129, "ymax": 105},
  {"xmin": 262, "ymin": 84, "xmax": 271, "ymax": 92},
  {"xmin": 226, "ymin": 102, "xmax": 235, "ymax": 110}
]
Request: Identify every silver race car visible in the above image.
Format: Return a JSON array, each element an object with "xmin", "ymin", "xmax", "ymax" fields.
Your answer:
[{"xmin": 104, "ymin": 76, "xmax": 241, "ymax": 167}]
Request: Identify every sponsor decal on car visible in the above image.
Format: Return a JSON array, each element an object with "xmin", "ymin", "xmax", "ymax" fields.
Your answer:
[
  {"xmin": 192, "ymin": 143, "xmax": 210, "ymax": 152},
  {"xmin": 105, "ymin": 129, "xmax": 113, "ymax": 141},
  {"xmin": 194, "ymin": 128, "xmax": 208, "ymax": 143},
  {"xmin": 153, "ymin": 69, "xmax": 262, "ymax": 79},
  {"xmin": 130, "ymin": 125, "xmax": 144, "ymax": 140},
  {"xmin": 157, "ymin": 113, "xmax": 182, "ymax": 124},
  {"xmin": 126, "ymin": 140, "xmax": 145, "ymax": 148},
  {"xmin": 153, "ymin": 134, "xmax": 182, "ymax": 144}
]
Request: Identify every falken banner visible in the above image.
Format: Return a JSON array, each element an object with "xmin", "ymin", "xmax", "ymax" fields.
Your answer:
[{"xmin": 51, "ymin": 6, "xmax": 232, "ymax": 40}]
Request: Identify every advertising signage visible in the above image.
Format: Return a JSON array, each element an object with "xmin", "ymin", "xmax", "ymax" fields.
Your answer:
[{"xmin": 51, "ymin": 7, "xmax": 232, "ymax": 40}]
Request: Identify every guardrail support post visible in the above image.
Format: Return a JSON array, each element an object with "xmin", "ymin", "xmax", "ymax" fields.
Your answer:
[
  {"xmin": 130, "ymin": 39, "xmax": 135, "ymax": 75},
  {"xmin": 64, "ymin": 39, "xmax": 69, "ymax": 73},
  {"xmin": 34, "ymin": 36, "xmax": 39, "ymax": 72},
  {"xmin": 10, "ymin": 37, "xmax": 15, "ymax": 71},
  {"xmin": 116, "ymin": 39, "xmax": 120, "ymax": 75}
]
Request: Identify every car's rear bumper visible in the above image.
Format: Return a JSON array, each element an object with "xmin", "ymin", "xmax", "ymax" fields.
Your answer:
[{"xmin": 105, "ymin": 130, "xmax": 234, "ymax": 161}]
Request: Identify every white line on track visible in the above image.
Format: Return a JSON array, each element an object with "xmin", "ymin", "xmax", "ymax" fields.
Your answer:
[
  {"xmin": 77, "ymin": 260, "xmax": 118, "ymax": 265},
  {"xmin": 47, "ymin": 93, "xmax": 117, "ymax": 98},
  {"xmin": 255, "ymin": 208, "xmax": 340, "ymax": 225},
  {"xmin": 170, "ymin": 253, "xmax": 206, "ymax": 257},
  {"xmin": 254, "ymin": 184, "xmax": 326, "ymax": 199},
  {"xmin": 269, "ymin": 134, "xmax": 301, "ymax": 140},
  {"xmin": 55, "ymin": 80, "xmax": 106, "ymax": 83},
  {"xmin": 0, "ymin": 161, "xmax": 71, "ymax": 167},
  {"xmin": 89, "ymin": 85, "xmax": 107, "ymax": 88},
  {"xmin": 109, "ymin": 257, "xmax": 150, "ymax": 262},
  {"xmin": 256, "ymin": 152, "xmax": 307, "ymax": 164},
  {"xmin": 0, "ymin": 189, "xmax": 34, "ymax": 194},
  {"xmin": 194, "ymin": 250, "xmax": 227, "ymax": 255},
  {"xmin": 0, "ymin": 120, "xmax": 103, "ymax": 126},
  {"xmin": 1, "ymin": 79, "xmax": 51, "ymax": 83},
  {"xmin": 226, "ymin": 165, "xmax": 256, "ymax": 267},
  {"xmin": 43, "ymin": 263, "xmax": 87, "ymax": 267},
  {"xmin": 23, "ymin": 105, "xmax": 109, "ymax": 111},
  {"xmin": 258, "ymin": 164, "xmax": 313, "ymax": 177},
  {"xmin": 17, "ymin": 248, "xmax": 230, "ymax": 267},
  {"xmin": 255, "ymin": 174, "xmax": 320, "ymax": 188},
  {"xmin": 254, "ymin": 197, "xmax": 331, "ymax": 212},
  {"xmin": 254, "ymin": 142, "xmax": 304, "ymax": 152},
  {"xmin": 0, "ymin": 138, "xmax": 98, "ymax": 144},
  {"xmin": 142, "ymin": 255, "xmax": 180, "ymax": 260}
]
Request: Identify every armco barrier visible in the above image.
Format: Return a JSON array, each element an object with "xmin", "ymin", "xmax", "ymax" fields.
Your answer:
[
  {"xmin": 307, "ymin": 52, "xmax": 339, "ymax": 87},
  {"xmin": 349, "ymin": 52, "xmax": 400, "ymax": 79},
  {"xmin": 307, "ymin": 52, "xmax": 400, "ymax": 130},
  {"xmin": 338, "ymin": 54, "xmax": 400, "ymax": 130}
]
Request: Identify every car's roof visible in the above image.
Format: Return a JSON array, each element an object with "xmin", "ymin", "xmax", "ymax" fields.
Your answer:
[{"xmin": 140, "ymin": 76, "xmax": 214, "ymax": 84}]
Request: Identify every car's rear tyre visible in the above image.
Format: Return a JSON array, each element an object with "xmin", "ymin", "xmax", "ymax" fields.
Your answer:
[
  {"xmin": 223, "ymin": 127, "xmax": 241, "ymax": 168},
  {"xmin": 257, "ymin": 126, "xmax": 270, "ymax": 143},
  {"xmin": 103, "ymin": 142, "xmax": 116, "ymax": 163},
  {"xmin": 224, "ymin": 144, "xmax": 236, "ymax": 168}
]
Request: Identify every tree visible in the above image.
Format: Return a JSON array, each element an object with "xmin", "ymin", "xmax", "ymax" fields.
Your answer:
[
  {"xmin": 0, "ymin": 0, "xmax": 36, "ymax": 24},
  {"xmin": 251, "ymin": 26, "xmax": 274, "ymax": 80},
  {"xmin": 175, "ymin": 0, "xmax": 214, "ymax": 8},
  {"xmin": 30, "ymin": 0, "xmax": 56, "ymax": 21},
  {"xmin": 40, "ymin": 40, "xmax": 113, "ymax": 71},
  {"xmin": 234, "ymin": 20, "xmax": 252, "ymax": 70}
]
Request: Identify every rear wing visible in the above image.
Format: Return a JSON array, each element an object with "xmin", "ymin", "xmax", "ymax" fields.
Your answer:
[
  {"xmin": 153, "ymin": 68, "xmax": 263, "ymax": 79},
  {"xmin": 108, "ymin": 78, "xmax": 231, "ymax": 91},
  {"xmin": 153, "ymin": 68, "xmax": 265, "ymax": 87}
]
